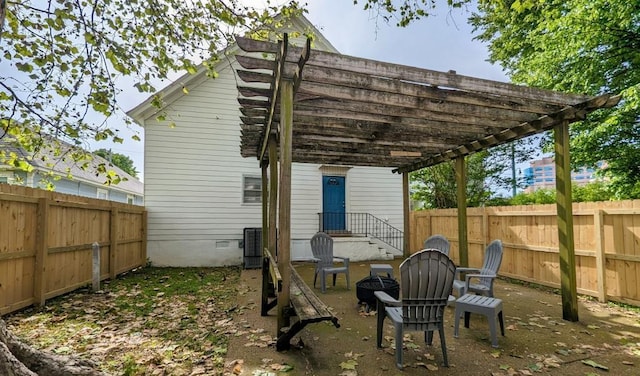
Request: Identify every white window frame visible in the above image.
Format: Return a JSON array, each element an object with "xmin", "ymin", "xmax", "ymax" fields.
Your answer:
[
  {"xmin": 127, "ymin": 194, "xmax": 135, "ymax": 204},
  {"xmin": 242, "ymin": 175, "xmax": 262, "ymax": 205},
  {"xmin": 97, "ymin": 188, "xmax": 109, "ymax": 200}
]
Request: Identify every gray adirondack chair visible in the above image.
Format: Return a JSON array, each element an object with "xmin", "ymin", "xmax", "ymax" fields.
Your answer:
[
  {"xmin": 423, "ymin": 235, "xmax": 450, "ymax": 256},
  {"xmin": 452, "ymin": 240, "xmax": 503, "ymax": 297},
  {"xmin": 310, "ymin": 232, "xmax": 350, "ymax": 293},
  {"xmin": 375, "ymin": 249, "xmax": 456, "ymax": 369}
]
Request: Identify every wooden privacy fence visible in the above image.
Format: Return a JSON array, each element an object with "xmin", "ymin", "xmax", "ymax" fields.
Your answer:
[
  {"xmin": 0, "ymin": 184, "xmax": 147, "ymax": 315},
  {"xmin": 410, "ymin": 200, "xmax": 640, "ymax": 306}
]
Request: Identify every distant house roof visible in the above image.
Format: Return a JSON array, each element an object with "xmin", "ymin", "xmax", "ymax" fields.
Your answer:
[
  {"xmin": 0, "ymin": 136, "xmax": 143, "ymax": 196},
  {"xmin": 127, "ymin": 14, "xmax": 337, "ymax": 124}
]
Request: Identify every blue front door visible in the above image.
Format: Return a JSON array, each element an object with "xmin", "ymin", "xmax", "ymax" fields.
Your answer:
[{"xmin": 322, "ymin": 176, "xmax": 345, "ymax": 231}]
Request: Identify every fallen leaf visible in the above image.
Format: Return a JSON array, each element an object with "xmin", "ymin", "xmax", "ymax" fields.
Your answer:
[
  {"xmin": 582, "ymin": 359, "xmax": 609, "ymax": 370},
  {"xmin": 491, "ymin": 350, "xmax": 501, "ymax": 358},
  {"xmin": 340, "ymin": 359, "xmax": 358, "ymax": 370},
  {"xmin": 527, "ymin": 363, "xmax": 543, "ymax": 372}
]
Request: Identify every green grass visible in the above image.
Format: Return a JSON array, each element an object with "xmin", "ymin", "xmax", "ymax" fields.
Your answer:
[{"xmin": 6, "ymin": 266, "xmax": 242, "ymax": 375}]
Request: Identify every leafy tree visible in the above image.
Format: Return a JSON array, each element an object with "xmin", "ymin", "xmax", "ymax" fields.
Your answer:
[
  {"xmin": 94, "ymin": 148, "xmax": 138, "ymax": 178},
  {"xmin": 469, "ymin": 0, "xmax": 640, "ymax": 198},
  {"xmin": 411, "ymin": 149, "xmax": 521, "ymax": 209},
  {"xmin": 352, "ymin": 0, "xmax": 469, "ymax": 26},
  {"xmin": 509, "ymin": 188, "xmax": 556, "ymax": 206},
  {"xmin": 507, "ymin": 181, "xmax": 624, "ymax": 206},
  {"xmin": 0, "ymin": 0, "xmax": 302, "ymax": 183}
]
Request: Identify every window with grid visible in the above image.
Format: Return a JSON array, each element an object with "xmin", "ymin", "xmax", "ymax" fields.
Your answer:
[{"xmin": 243, "ymin": 176, "xmax": 262, "ymax": 204}]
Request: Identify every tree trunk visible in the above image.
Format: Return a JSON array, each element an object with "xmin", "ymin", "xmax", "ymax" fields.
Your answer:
[{"xmin": 0, "ymin": 319, "xmax": 106, "ymax": 376}]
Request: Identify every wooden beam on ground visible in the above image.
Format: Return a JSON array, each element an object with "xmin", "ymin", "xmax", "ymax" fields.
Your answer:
[
  {"xmin": 277, "ymin": 79, "xmax": 294, "ymax": 333},
  {"xmin": 456, "ymin": 157, "xmax": 469, "ymax": 267},
  {"xmin": 402, "ymin": 172, "xmax": 410, "ymax": 258},
  {"xmin": 554, "ymin": 121, "xmax": 579, "ymax": 321}
]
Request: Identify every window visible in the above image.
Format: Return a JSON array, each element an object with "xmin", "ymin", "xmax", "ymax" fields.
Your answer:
[
  {"xmin": 127, "ymin": 195, "xmax": 135, "ymax": 204},
  {"xmin": 97, "ymin": 188, "xmax": 109, "ymax": 200},
  {"xmin": 243, "ymin": 176, "xmax": 262, "ymax": 204},
  {"xmin": 0, "ymin": 177, "xmax": 7, "ymax": 184}
]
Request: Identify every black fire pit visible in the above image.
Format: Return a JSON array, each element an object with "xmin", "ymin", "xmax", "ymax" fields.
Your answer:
[{"xmin": 356, "ymin": 275, "xmax": 400, "ymax": 311}]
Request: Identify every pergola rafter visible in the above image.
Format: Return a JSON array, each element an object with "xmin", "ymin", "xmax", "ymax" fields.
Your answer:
[
  {"xmin": 235, "ymin": 36, "xmax": 618, "ymax": 171},
  {"xmin": 235, "ymin": 34, "xmax": 621, "ymax": 325}
]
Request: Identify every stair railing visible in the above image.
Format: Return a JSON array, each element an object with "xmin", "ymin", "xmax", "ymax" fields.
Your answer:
[{"xmin": 317, "ymin": 212, "xmax": 403, "ymax": 252}]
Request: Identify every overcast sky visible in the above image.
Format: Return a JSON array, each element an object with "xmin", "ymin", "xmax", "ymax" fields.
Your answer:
[{"xmin": 106, "ymin": 0, "xmax": 508, "ymax": 180}]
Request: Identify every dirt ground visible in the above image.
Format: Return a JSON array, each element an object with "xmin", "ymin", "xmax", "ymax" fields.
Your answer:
[{"xmin": 223, "ymin": 259, "xmax": 640, "ymax": 376}]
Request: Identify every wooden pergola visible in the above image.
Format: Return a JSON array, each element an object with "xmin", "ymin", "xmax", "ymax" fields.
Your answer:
[{"xmin": 234, "ymin": 35, "xmax": 620, "ymax": 328}]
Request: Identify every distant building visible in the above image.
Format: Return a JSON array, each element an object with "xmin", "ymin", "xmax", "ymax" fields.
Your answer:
[
  {"xmin": 523, "ymin": 157, "xmax": 604, "ymax": 192},
  {"xmin": 0, "ymin": 137, "xmax": 143, "ymax": 205}
]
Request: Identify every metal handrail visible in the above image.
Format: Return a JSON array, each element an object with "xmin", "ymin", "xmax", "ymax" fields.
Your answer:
[{"xmin": 318, "ymin": 212, "xmax": 403, "ymax": 252}]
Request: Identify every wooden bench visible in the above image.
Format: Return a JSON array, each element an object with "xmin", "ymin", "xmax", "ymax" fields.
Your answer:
[{"xmin": 261, "ymin": 249, "xmax": 340, "ymax": 351}]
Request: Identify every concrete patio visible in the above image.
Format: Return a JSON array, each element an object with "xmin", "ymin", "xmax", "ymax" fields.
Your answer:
[{"xmin": 224, "ymin": 259, "xmax": 640, "ymax": 375}]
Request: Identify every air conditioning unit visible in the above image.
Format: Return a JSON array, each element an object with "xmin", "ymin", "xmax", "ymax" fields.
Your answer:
[{"xmin": 243, "ymin": 227, "xmax": 262, "ymax": 269}]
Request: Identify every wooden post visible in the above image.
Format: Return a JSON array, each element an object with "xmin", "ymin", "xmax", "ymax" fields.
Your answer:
[
  {"xmin": 482, "ymin": 206, "xmax": 489, "ymax": 250},
  {"xmin": 34, "ymin": 197, "xmax": 49, "ymax": 306},
  {"xmin": 554, "ymin": 121, "xmax": 579, "ymax": 321},
  {"xmin": 269, "ymin": 135, "xmax": 278, "ymax": 258},
  {"xmin": 594, "ymin": 209, "xmax": 606, "ymax": 302},
  {"xmin": 455, "ymin": 157, "xmax": 469, "ymax": 267},
  {"xmin": 141, "ymin": 210, "xmax": 148, "ymax": 265},
  {"xmin": 92, "ymin": 242, "xmax": 100, "ymax": 292},
  {"xmin": 109, "ymin": 208, "xmax": 119, "ymax": 279},
  {"xmin": 277, "ymin": 79, "xmax": 294, "ymax": 333},
  {"xmin": 262, "ymin": 135, "xmax": 279, "ymax": 317},
  {"xmin": 402, "ymin": 172, "xmax": 410, "ymax": 258},
  {"xmin": 261, "ymin": 162, "xmax": 269, "ymax": 254}
]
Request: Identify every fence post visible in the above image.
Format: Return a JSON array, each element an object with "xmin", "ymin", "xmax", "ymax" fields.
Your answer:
[
  {"xmin": 33, "ymin": 197, "xmax": 49, "ymax": 306},
  {"xmin": 92, "ymin": 242, "xmax": 100, "ymax": 292},
  {"xmin": 109, "ymin": 208, "xmax": 119, "ymax": 279},
  {"xmin": 482, "ymin": 206, "xmax": 489, "ymax": 250},
  {"xmin": 34, "ymin": 197, "xmax": 49, "ymax": 306},
  {"xmin": 594, "ymin": 209, "xmax": 606, "ymax": 302},
  {"xmin": 141, "ymin": 210, "xmax": 148, "ymax": 265}
]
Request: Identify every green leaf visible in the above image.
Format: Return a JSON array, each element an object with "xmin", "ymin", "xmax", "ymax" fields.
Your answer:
[
  {"xmin": 15, "ymin": 62, "xmax": 33, "ymax": 73},
  {"xmin": 582, "ymin": 359, "xmax": 609, "ymax": 370},
  {"xmin": 339, "ymin": 359, "xmax": 358, "ymax": 370}
]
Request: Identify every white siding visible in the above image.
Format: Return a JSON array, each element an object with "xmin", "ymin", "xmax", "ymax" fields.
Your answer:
[
  {"xmin": 348, "ymin": 167, "xmax": 404, "ymax": 231},
  {"xmin": 142, "ymin": 46, "xmax": 403, "ymax": 267}
]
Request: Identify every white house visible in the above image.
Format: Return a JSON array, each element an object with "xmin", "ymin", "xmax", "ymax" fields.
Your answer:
[{"xmin": 127, "ymin": 15, "xmax": 404, "ymax": 267}]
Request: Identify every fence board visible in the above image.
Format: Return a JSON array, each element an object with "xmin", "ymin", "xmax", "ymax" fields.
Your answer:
[
  {"xmin": 411, "ymin": 199, "xmax": 640, "ymax": 306},
  {"xmin": 0, "ymin": 184, "xmax": 146, "ymax": 315}
]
